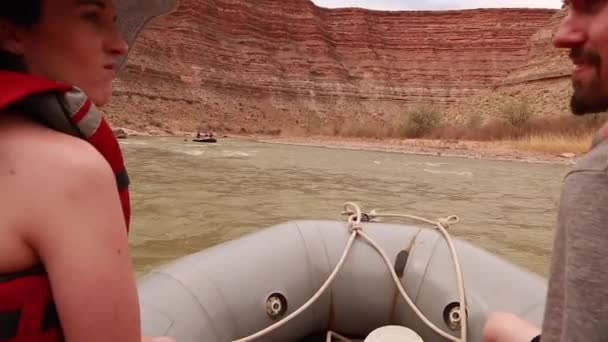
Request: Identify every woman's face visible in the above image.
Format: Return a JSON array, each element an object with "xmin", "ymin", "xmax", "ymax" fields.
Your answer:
[{"xmin": 2, "ymin": 0, "xmax": 129, "ymax": 106}]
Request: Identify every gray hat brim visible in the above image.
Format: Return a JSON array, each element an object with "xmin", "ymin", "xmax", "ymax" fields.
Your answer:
[{"xmin": 114, "ymin": 0, "xmax": 178, "ymax": 71}]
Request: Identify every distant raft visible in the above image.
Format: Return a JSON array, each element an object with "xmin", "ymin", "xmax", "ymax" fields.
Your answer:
[{"xmin": 192, "ymin": 137, "xmax": 217, "ymax": 143}]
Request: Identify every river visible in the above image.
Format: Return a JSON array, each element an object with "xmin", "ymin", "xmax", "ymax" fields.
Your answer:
[{"xmin": 121, "ymin": 137, "xmax": 570, "ymax": 278}]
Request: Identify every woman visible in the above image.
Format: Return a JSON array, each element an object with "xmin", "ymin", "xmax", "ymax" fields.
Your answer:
[{"xmin": 0, "ymin": 0, "xmax": 174, "ymax": 341}]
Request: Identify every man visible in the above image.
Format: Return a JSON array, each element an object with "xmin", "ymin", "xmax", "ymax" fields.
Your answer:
[{"xmin": 483, "ymin": 1, "xmax": 608, "ymax": 341}]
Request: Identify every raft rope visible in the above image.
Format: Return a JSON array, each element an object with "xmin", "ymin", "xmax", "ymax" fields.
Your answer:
[{"xmin": 232, "ymin": 202, "xmax": 467, "ymax": 342}]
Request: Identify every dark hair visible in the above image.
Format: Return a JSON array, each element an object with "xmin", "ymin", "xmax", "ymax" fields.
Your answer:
[{"xmin": 0, "ymin": 0, "xmax": 42, "ymax": 71}]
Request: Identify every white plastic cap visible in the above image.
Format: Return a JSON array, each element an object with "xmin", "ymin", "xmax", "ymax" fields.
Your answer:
[{"xmin": 364, "ymin": 326, "xmax": 424, "ymax": 342}]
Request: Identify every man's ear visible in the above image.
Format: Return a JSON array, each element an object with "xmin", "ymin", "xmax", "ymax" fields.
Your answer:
[{"xmin": 0, "ymin": 20, "xmax": 24, "ymax": 55}]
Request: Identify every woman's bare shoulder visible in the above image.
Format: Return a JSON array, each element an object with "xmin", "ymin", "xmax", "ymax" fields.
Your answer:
[
  {"xmin": 0, "ymin": 113, "xmax": 112, "ymax": 179},
  {"xmin": 0, "ymin": 113, "xmax": 117, "ymax": 229}
]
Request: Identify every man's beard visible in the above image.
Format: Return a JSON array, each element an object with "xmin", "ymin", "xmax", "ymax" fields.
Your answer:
[
  {"xmin": 571, "ymin": 77, "xmax": 608, "ymax": 115},
  {"xmin": 570, "ymin": 47, "xmax": 608, "ymax": 115}
]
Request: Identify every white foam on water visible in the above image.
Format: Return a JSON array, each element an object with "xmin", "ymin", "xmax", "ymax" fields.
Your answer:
[
  {"xmin": 423, "ymin": 169, "xmax": 473, "ymax": 177},
  {"xmin": 424, "ymin": 162, "xmax": 448, "ymax": 167},
  {"xmin": 222, "ymin": 150, "xmax": 252, "ymax": 157},
  {"xmin": 119, "ymin": 140, "xmax": 149, "ymax": 146},
  {"xmin": 185, "ymin": 143, "xmax": 219, "ymax": 148},
  {"xmin": 180, "ymin": 149, "xmax": 205, "ymax": 156}
]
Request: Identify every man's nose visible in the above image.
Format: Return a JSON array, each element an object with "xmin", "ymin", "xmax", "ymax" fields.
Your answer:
[{"xmin": 553, "ymin": 12, "xmax": 587, "ymax": 49}]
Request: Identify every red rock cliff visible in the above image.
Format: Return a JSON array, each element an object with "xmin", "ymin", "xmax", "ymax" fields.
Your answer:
[
  {"xmin": 444, "ymin": 8, "xmax": 575, "ymax": 125},
  {"xmin": 105, "ymin": 0, "xmax": 557, "ymax": 134},
  {"xmin": 501, "ymin": 9, "xmax": 569, "ymax": 86}
]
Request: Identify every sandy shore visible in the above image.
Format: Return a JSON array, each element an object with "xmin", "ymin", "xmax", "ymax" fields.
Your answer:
[{"xmin": 249, "ymin": 135, "xmax": 579, "ymax": 165}]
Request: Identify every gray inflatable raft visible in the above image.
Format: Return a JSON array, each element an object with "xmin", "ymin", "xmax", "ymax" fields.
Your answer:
[{"xmin": 137, "ymin": 220, "xmax": 547, "ymax": 342}]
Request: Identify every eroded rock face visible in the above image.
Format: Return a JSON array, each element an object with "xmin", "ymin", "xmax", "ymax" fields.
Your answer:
[
  {"xmin": 501, "ymin": 9, "xmax": 570, "ymax": 86},
  {"xmin": 444, "ymin": 8, "xmax": 575, "ymax": 126},
  {"xmin": 105, "ymin": 0, "xmax": 556, "ymax": 134}
]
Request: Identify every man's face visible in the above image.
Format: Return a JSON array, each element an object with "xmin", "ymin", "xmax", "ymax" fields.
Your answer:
[{"xmin": 554, "ymin": 1, "xmax": 608, "ymax": 115}]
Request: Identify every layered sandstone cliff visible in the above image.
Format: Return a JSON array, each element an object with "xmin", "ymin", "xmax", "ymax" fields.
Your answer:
[
  {"xmin": 502, "ymin": 9, "xmax": 569, "ymax": 85},
  {"xmin": 444, "ymin": 8, "xmax": 574, "ymax": 125},
  {"xmin": 105, "ymin": 0, "xmax": 557, "ymax": 134}
]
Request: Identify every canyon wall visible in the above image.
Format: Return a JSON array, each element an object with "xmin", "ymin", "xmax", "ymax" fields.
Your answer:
[
  {"xmin": 105, "ymin": 0, "xmax": 557, "ymax": 135},
  {"xmin": 444, "ymin": 8, "xmax": 575, "ymax": 126}
]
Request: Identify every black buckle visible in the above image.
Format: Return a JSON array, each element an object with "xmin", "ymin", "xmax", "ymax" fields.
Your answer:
[{"xmin": 0, "ymin": 303, "xmax": 59, "ymax": 340}]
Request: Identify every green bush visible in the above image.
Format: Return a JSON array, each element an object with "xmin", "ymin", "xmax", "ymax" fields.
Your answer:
[
  {"xmin": 405, "ymin": 104, "xmax": 440, "ymax": 138},
  {"xmin": 500, "ymin": 98, "xmax": 532, "ymax": 127}
]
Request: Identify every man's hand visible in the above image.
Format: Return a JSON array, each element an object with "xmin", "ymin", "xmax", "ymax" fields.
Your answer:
[
  {"xmin": 482, "ymin": 312, "xmax": 540, "ymax": 342},
  {"xmin": 142, "ymin": 337, "xmax": 175, "ymax": 342}
]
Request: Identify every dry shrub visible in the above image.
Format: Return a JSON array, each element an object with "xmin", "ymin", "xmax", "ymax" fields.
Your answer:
[
  {"xmin": 500, "ymin": 98, "xmax": 532, "ymax": 128},
  {"xmin": 404, "ymin": 104, "xmax": 441, "ymax": 138}
]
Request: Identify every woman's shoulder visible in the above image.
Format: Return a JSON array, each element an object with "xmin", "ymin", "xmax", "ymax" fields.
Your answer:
[
  {"xmin": 0, "ymin": 112, "xmax": 112, "ymax": 176},
  {"xmin": 0, "ymin": 112, "xmax": 122, "ymax": 253},
  {"xmin": 0, "ymin": 113, "xmax": 118, "ymax": 219}
]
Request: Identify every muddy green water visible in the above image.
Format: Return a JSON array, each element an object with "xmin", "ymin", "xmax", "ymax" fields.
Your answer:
[{"xmin": 121, "ymin": 137, "xmax": 570, "ymax": 278}]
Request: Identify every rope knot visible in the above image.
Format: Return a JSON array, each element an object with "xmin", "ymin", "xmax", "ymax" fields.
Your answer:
[
  {"xmin": 343, "ymin": 202, "xmax": 365, "ymax": 233},
  {"xmin": 349, "ymin": 222, "xmax": 363, "ymax": 233},
  {"xmin": 437, "ymin": 215, "xmax": 459, "ymax": 229}
]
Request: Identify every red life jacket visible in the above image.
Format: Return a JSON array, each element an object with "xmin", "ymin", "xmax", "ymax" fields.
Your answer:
[{"xmin": 0, "ymin": 71, "xmax": 132, "ymax": 342}]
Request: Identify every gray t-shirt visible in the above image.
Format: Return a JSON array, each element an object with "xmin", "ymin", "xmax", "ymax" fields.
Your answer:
[{"xmin": 541, "ymin": 141, "xmax": 608, "ymax": 341}]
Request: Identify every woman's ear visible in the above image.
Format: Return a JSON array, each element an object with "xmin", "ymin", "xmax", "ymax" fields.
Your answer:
[{"xmin": 0, "ymin": 20, "xmax": 24, "ymax": 55}]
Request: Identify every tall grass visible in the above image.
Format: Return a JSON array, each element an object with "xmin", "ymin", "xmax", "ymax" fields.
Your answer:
[
  {"xmin": 509, "ymin": 132, "xmax": 595, "ymax": 155},
  {"xmin": 293, "ymin": 100, "xmax": 606, "ymax": 154},
  {"xmin": 332, "ymin": 104, "xmax": 441, "ymax": 139}
]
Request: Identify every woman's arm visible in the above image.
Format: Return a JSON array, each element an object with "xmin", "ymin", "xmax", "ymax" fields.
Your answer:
[{"xmin": 18, "ymin": 131, "xmax": 142, "ymax": 342}]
